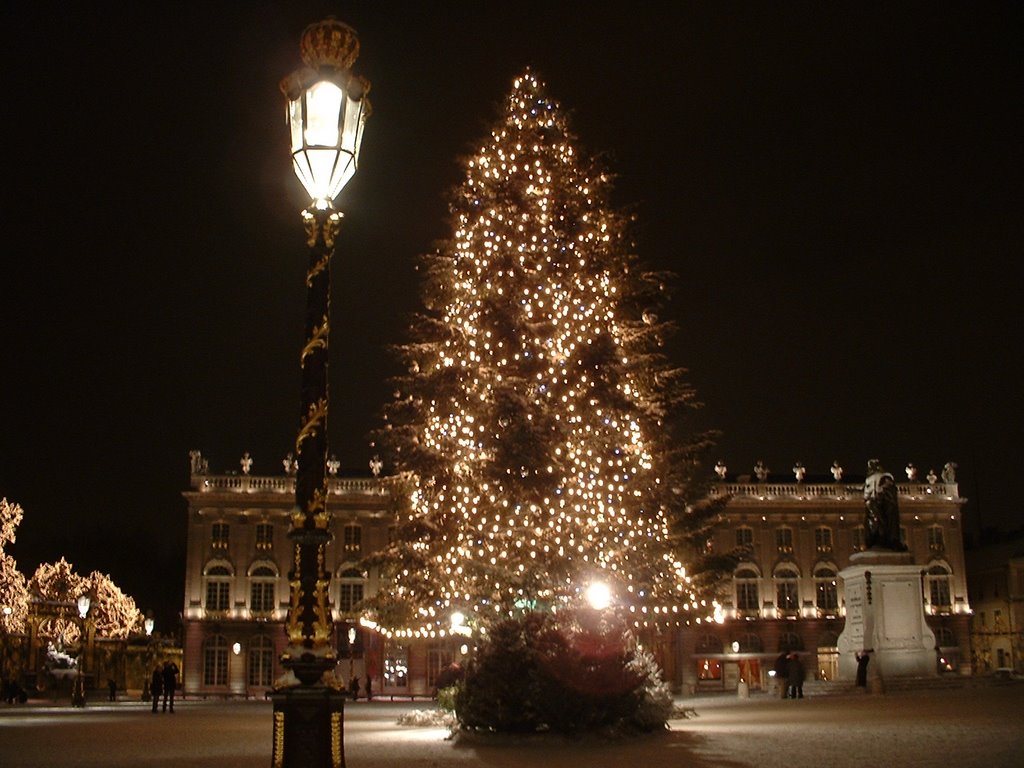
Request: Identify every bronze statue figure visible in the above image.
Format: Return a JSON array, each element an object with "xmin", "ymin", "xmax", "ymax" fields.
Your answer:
[{"xmin": 864, "ymin": 459, "xmax": 906, "ymax": 551}]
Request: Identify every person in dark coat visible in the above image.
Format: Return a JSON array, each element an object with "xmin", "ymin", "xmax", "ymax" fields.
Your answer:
[
  {"xmin": 349, "ymin": 675, "xmax": 359, "ymax": 700},
  {"xmin": 786, "ymin": 653, "xmax": 805, "ymax": 699},
  {"xmin": 364, "ymin": 675, "xmax": 372, "ymax": 701},
  {"xmin": 855, "ymin": 650, "xmax": 871, "ymax": 687},
  {"xmin": 161, "ymin": 661, "xmax": 179, "ymax": 713},
  {"xmin": 108, "ymin": 678, "xmax": 117, "ymax": 702},
  {"xmin": 150, "ymin": 666, "xmax": 163, "ymax": 713}
]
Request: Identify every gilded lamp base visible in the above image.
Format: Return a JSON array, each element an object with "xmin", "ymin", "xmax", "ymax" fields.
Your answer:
[{"xmin": 270, "ymin": 686, "xmax": 347, "ymax": 768}]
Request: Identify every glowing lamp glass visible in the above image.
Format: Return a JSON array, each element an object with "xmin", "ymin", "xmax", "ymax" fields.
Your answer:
[{"xmin": 287, "ymin": 79, "xmax": 367, "ymax": 205}]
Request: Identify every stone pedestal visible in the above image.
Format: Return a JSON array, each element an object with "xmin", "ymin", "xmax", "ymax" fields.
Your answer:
[
  {"xmin": 837, "ymin": 551, "xmax": 937, "ymax": 682},
  {"xmin": 270, "ymin": 686, "xmax": 347, "ymax": 768}
]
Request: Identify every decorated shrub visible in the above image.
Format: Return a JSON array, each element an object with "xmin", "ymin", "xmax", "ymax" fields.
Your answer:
[{"xmin": 453, "ymin": 610, "xmax": 672, "ymax": 735}]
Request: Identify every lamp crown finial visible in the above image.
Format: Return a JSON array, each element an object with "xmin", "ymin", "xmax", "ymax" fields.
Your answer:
[{"xmin": 300, "ymin": 17, "xmax": 360, "ymax": 71}]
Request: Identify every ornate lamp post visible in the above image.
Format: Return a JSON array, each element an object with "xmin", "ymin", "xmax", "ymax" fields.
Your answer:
[{"xmin": 270, "ymin": 17, "xmax": 370, "ymax": 768}]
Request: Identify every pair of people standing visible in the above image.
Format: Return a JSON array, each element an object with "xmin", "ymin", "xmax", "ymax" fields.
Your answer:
[
  {"xmin": 773, "ymin": 652, "xmax": 805, "ymax": 698},
  {"xmin": 150, "ymin": 661, "xmax": 179, "ymax": 713}
]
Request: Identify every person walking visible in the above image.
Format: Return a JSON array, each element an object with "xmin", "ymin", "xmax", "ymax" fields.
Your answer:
[
  {"xmin": 786, "ymin": 653, "xmax": 805, "ymax": 699},
  {"xmin": 161, "ymin": 661, "xmax": 179, "ymax": 713},
  {"xmin": 150, "ymin": 666, "xmax": 163, "ymax": 714},
  {"xmin": 107, "ymin": 678, "xmax": 117, "ymax": 702}
]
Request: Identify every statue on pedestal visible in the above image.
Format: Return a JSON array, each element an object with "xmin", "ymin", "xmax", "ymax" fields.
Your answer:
[{"xmin": 864, "ymin": 460, "xmax": 905, "ymax": 551}]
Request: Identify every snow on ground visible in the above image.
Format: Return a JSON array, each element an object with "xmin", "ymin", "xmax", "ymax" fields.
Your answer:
[{"xmin": 1, "ymin": 684, "xmax": 1021, "ymax": 768}]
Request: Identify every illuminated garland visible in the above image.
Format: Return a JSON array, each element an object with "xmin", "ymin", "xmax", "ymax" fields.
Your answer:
[{"xmin": 369, "ymin": 72, "xmax": 718, "ymax": 636}]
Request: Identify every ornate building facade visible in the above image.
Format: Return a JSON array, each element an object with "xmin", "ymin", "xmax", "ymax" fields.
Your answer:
[
  {"xmin": 681, "ymin": 468, "xmax": 971, "ymax": 693},
  {"xmin": 965, "ymin": 537, "xmax": 1024, "ymax": 674},
  {"xmin": 182, "ymin": 455, "xmax": 972, "ymax": 697},
  {"xmin": 181, "ymin": 453, "xmax": 462, "ymax": 700}
]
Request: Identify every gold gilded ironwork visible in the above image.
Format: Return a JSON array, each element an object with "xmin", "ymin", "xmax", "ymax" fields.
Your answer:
[
  {"xmin": 306, "ymin": 250, "xmax": 331, "ymax": 284},
  {"xmin": 296, "ymin": 398, "xmax": 328, "ymax": 452},
  {"xmin": 331, "ymin": 712, "xmax": 344, "ymax": 768},
  {"xmin": 301, "ymin": 316, "xmax": 329, "ymax": 363},
  {"xmin": 273, "ymin": 712, "xmax": 285, "ymax": 768},
  {"xmin": 301, "ymin": 18, "xmax": 360, "ymax": 71},
  {"xmin": 313, "ymin": 489, "xmax": 330, "ymax": 528},
  {"xmin": 303, "ymin": 210, "xmax": 343, "ymax": 250}
]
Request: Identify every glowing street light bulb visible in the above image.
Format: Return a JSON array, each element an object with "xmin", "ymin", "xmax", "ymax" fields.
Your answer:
[{"xmin": 586, "ymin": 581, "xmax": 611, "ymax": 610}]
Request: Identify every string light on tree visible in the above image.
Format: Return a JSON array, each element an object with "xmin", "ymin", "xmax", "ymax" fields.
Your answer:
[{"xmin": 366, "ymin": 71, "xmax": 727, "ymax": 636}]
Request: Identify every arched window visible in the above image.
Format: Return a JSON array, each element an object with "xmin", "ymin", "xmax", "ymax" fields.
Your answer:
[
  {"xmin": 775, "ymin": 565, "xmax": 800, "ymax": 613},
  {"xmin": 735, "ymin": 567, "xmax": 760, "ymax": 613},
  {"xmin": 338, "ymin": 567, "xmax": 365, "ymax": 613},
  {"xmin": 926, "ymin": 564, "xmax": 952, "ymax": 613},
  {"xmin": 204, "ymin": 564, "xmax": 232, "ymax": 613},
  {"xmin": 248, "ymin": 635, "xmax": 275, "ymax": 687},
  {"xmin": 814, "ymin": 565, "xmax": 839, "ymax": 613},
  {"xmin": 203, "ymin": 634, "xmax": 229, "ymax": 686},
  {"xmin": 779, "ymin": 631, "xmax": 803, "ymax": 652},
  {"xmin": 249, "ymin": 564, "xmax": 277, "ymax": 615}
]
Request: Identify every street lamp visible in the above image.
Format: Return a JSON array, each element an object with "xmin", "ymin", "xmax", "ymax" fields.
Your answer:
[{"xmin": 270, "ymin": 17, "xmax": 371, "ymax": 768}]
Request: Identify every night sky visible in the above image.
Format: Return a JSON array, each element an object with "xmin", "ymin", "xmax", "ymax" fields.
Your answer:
[{"xmin": 2, "ymin": 3, "xmax": 1021, "ymax": 633}]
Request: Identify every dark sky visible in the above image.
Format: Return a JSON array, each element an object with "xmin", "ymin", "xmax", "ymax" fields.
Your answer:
[{"xmin": 2, "ymin": 3, "xmax": 1021, "ymax": 632}]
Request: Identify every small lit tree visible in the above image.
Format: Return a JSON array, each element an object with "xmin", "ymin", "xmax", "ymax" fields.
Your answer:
[
  {"xmin": 0, "ymin": 498, "xmax": 28, "ymax": 634},
  {"xmin": 29, "ymin": 558, "xmax": 143, "ymax": 641}
]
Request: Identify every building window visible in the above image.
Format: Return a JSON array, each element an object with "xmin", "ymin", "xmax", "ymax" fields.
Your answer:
[
  {"xmin": 338, "ymin": 567, "xmax": 365, "ymax": 613},
  {"xmin": 736, "ymin": 527, "xmax": 754, "ymax": 549},
  {"xmin": 775, "ymin": 527, "xmax": 793, "ymax": 554},
  {"xmin": 248, "ymin": 635, "xmax": 275, "ymax": 687},
  {"xmin": 695, "ymin": 634, "xmax": 721, "ymax": 655},
  {"xmin": 249, "ymin": 565, "xmax": 276, "ymax": 614},
  {"xmin": 814, "ymin": 526, "xmax": 832, "ymax": 554},
  {"xmin": 852, "ymin": 526, "xmax": 866, "ymax": 552},
  {"xmin": 775, "ymin": 566, "xmax": 800, "ymax": 613},
  {"xmin": 927, "ymin": 526, "xmax": 945, "ymax": 553},
  {"xmin": 204, "ymin": 565, "xmax": 232, "ymax": 612},
  {"xmin": 779, "ymin": 631, "xmax": 803, "ymax": 652},
  {"xmin": 926, "ymin": 564, "xmax": 952, "ymax": 612},
  {"xmin": 212, "ymin": 522, "xmax": 229, "ymax": 551},
  {"xmin": 737, "ymin": 633, "xmax": 763, "ymax": 653},
  {"xmin": 203, "ymin": 634, "xmax": 229, "ymax": 686},
  {"xmin": 426, "ymin": 645, "xmax": 455, "ymax": 689},
  {"xmin": 814, "ymin": 566, "xmax": 839, "ymax": 613},
  {"xmin": 736, "ymin": 567, "xmax": 760, "ymax": 612},
  {"xmin": 255, "ymin": 523, "xmax": 274, "ymax": 551},
  {"xmin": 697, "ymin": 658, "xmax": 722, "ymax": 680},
  {"xmin": 343, "ymin": 524, "xmax": 362, "ymax": 557}
]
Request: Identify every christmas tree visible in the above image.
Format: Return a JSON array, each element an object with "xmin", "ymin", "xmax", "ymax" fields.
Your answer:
[{"xmin": 367, "ymin": 71, "xmax": 727, "ymax": 639}]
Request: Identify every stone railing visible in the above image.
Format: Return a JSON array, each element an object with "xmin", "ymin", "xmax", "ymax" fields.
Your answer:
[
  {"xmin": 710, "ymin": 482, "xmax": 960, "ymax": 501},
  {"xmin": 191, "ymin": 473, "xmax": 396, "ymax": 495}
]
